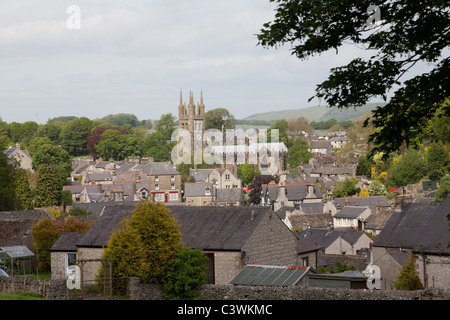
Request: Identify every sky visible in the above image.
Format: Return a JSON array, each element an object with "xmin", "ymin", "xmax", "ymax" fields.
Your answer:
[{"xmin": 0, "ymin": 0, "xmax": 429, "ymax": 124}]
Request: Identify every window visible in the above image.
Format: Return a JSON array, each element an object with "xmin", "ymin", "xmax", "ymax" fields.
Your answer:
[
  {"xmin": 154, "ymin": 193, "xmax": 164, "ymax": 201},
  {"xmin": 170, "ymin": 192, "xmax": 178, "ymax": 201},
  {"xmin": 171, "ymin": 176, "xmax": 175, "ymax": 181},
  {"xmin": 155, "ymin": 184, "xmax": 159, "ymax": 190},
  {"xmin": 205, "ymin": 187, "xmax": 211, "ymax": 195},
  {"xmin": 171, "ymin": 183, "xmax": 175, "ymax": 190},
  {"xmin": 155, "ymin": 176, "xmax": 159, "ymax": 182},
  {"xmin": 301, "ymin": 257, "xmax": 309, "ymax": 267},
  {"xmin": 67, "ymin": 253, "xmax": 77, "ymax": 267},
  {"xmin": 225, "ymin": 174, "xmax": 230, "ymax": 180}
]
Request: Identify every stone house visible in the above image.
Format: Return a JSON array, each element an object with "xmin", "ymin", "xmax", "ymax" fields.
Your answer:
[
  {"xmin": 308, "ymin": 140, "xmax": 333, "ymax": 155},
  {"xmin": 184, "ymin": 182, "xmax": 215, "ymax": 206},
  {"xmin": 50, "ymin": 204, "xmax": 300, "ymax": 285},
  {"xmin": 5, "ymin": 144, "xmax": 33, "ymax": 171},
  {"xmin": 189, "ymin": 167, "xmax": 242, "ymax": 189},
  {"xmin": 261, "ymin": 181, "xmax": 323, "ymax": 212},
  {"xmin": 332, "ymin": 206, "xmax": 372, "ymax": 231},
  {"xmin": 370, "ymin": 196, "xmax": 450, "ymax": 290}
]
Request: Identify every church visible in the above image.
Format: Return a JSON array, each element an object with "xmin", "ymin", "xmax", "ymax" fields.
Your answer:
[{"xmin": 176, "ymin": 90, "xmax": 287, "ymax": 174}]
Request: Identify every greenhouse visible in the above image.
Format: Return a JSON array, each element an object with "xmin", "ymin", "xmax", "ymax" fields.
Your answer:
[{"xmin": 0, "ymin": 245, "xmax": 35, "ymax": 276}]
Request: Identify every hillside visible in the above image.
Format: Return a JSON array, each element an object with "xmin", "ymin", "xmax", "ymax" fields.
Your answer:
[{"xmin": 243, "ymin": 102, "xmax": 386, "ymax": 123}]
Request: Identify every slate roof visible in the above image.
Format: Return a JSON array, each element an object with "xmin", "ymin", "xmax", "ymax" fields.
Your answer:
[
  {"xmin": 50, "ymin": 232, "xmax": 84, "ymax": 252},
  {"xmin": 289, "ymin": 213, "xmax": 333, "ymax": 229},
  {"xmin": 230, "ymin": 265, "xmax": 315, "ymax": 286},
  {"xmin": 333, "ymin": 196, "xmax": 390, "ymax": 210},
  {"xmin": 184, "ymin": 182, "xmax": 214, "ymax": 197},
  {"xmin": 373, "ymin": 196, "xmax": 450, "ymax": 255},
  {"xmin": 75, "ymin": 204, "xmax": 275, "ymax": 251},
  {"xmin": 334, "ymin": 206, "xmax": 369, "ymax": 219},
  {"xmin": 215, "ymin": 188, "xmax": 243, "ymax": 204},
  {"xmin": 261, "ymin": 183, "xmax": 322, "ymax": 202}
]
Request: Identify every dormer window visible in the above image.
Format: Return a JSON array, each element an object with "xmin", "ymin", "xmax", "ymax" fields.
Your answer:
[{"xmin": 205, "ymin": 187, "xmax": 211, "ymax": 195}]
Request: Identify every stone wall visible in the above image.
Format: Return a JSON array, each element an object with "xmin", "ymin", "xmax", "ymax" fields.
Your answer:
[
  {"xmin": 127, "ymin": 278, "xmax": 450, "ymax": 300},
  {"xmin": 0, "ymin": 277, "xmax": 67, "ymax": 300}
]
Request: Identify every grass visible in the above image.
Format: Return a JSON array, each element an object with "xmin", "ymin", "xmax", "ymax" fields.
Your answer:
[{"xmin": 0, "ymin": 292, "xmax": 45, "ymax": 300}]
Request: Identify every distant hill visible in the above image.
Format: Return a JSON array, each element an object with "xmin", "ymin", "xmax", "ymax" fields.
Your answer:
[{"xmin": 243, "ymin": 102, "xmax": 386, "ymax": 123}]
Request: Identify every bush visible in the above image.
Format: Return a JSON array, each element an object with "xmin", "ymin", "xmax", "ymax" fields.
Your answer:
[{"xmin": 163, "ymin": 247, "xmax": 208, "ymax": 300}]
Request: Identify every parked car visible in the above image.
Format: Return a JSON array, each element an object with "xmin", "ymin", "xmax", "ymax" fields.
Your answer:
[{"xmin": 0, "ymin": 268, "xmax": 9, "ymax": 277}]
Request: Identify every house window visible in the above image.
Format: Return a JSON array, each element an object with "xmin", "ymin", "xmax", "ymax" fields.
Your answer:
[
  {"xmin": 205, "ymin": 187, "xmax": 211, "ymax": 195},
  {"xmin": 170, "ymin": 192, "xmax": 178, "ymax": 201},
  {"xmin": 66, "ymin": 253, "xmax": 77, "ymax": 267},
  {"xmin": 171, "ymin": 176, "xmax": 175, "ymax": 181},
  {"xmin": 225, "ymin": 174, "xmax": 230, "ymax": 180},
  {"xmin": 154, "ymin": 193, "xmax": 164, "ymax": 201},
  {"xmin": 301, "ymin": 257, "xmax": 309, "ymax": 267},
  {"xmin": 155, "ymin": 176, "xmax": 159, "ymax": 182},
  {"xmin": 171, "ymin": 183, "xmax": 175, "ymax": 190},
  {"xmin": 155, "ymin": 184, "xmax": 159, "ymax": 191}
]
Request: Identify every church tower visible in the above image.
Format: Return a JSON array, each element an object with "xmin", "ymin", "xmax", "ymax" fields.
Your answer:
[{"xmin": 178, "ymin": 90, "xmax": 205, "ymax": 163}]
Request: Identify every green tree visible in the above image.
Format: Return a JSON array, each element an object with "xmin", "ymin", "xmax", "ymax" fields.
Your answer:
[
  {"xmin": 142, "ymin": 132, "xmax": 174, "ymax": 162},
  {"xmin": 95, "ymin": 129, "xmax": 140, "ymax": 161},
  {"xmin": 436, "ymin": 175, "xmax": 450, "ymax": 203},
  {"xmin": 31, "ymin": 144, "xmax": 72, "ymax": 176},
  {"xmin": 0, "ymin": 152, "xmax": 18, "ymax": 211},
  {"xmin": 14, "ymin": 168, "xmax": 33, "ymax": 210},
  {"xmin": 425, "ymin": 142, "xmax": 450, "ymax": 181},
  {"xmin": 156, "ymin": 113, "xmax": 177, "ymax": 141},
  {"xmin": 204, "ymin": 108, "xmax": 235, "ymax": 131},
  {"xmin": 102, "ymin": 113, "xmax": 140, "ymax": 127},
  {"xmin": 237, "ymin": 164, "xmax": 260, "ymax": 186},
  {"xmin": 163, "ymin": 247, "xmax": 208, "ymax": 300},
  {"xmin": 20, "ymin": 121, "xmax": 39, "ymax": 145},
  {"xmin": 36, "ymin": 122, "xmax": 62, "ymax": 144},
  {"xmin": 34, "ymin": 164, "xmax": 66, "ymax": 207},
  {"xmin": 392, "ymin": 251, "xmax": 424, "ymax": 290},
  {"xmin": 27, "ymin": 137, "xmax": 56, "ymax": 158},
  {"xmin": 102, "ymin": 202, "xmax": 182, "ymax": 284},
  {"xmin": 60, "ymin": 117, "xmax": 94, "ymax": 156},
  {"xmin": 368, "ymin": 180, "xmax": 387, "ymax": 196},
  {"xmin": 388, "ymin": 149, "xmax": 426, "ymax": 187},
  {"xmin": 267, "ymin": 119, "xmax": 292, "ymax": 148},
  {"xmin": 287, "ymin": 138, "xmax": 312, "ymax": 168},
  {"xmin": 257, "ymin": 0, "xmax": 450, "ymax": 156},
  {"xmin": 333, "ymin": 177, "xmax": 360, "ymax": 198},
  {"xmin": 356, "ymin": 155, "xmax": 375, "ymax": 176}
]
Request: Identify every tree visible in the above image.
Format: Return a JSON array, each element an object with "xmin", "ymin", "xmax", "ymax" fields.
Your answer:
[
  {"xmin": 163, "ymin": 247, "xmax": 208, "ymax": 299},
  {"xmin": 102, "ymin": 113, "xmax": 140, "ymax": 127},
  {"xmin": 14, "ymin": 168, "xmax": 33, "ymax": 210},
  {"xmin": 32, "ymin": 216, "xmax": 93, "ymax": 272},
  {"xmin": 257, "ymin": 0, "xmax": 450, "ymax": 156},
  {"xmin": 436, "ymin": 175, "xmax": 450, "ymax": 203},
  {"xmin": 359, "ymin": 188, "xmax": 370, "ymax": 197},
  {"xmin": 0, "ymin": 152, "xmax": 18, "ymax": 211},
  {"xmin": 60, "ymin": 117, "xmax": 94, "ymax": 156},
  {"xmin": 31, "ymin": 144, "xmax": 72, "ymax": 176},
  {"xmin": 237, "ymin": 164, "xmax": 260, "ymax": 186},
  {"xmin": 248, "ymin": 174, "xmax": 280, "ymax": 205},
  {"xmin": 388, "ymin": 148, "xmax": 426, "ymax": 187},
  {"xmin": 267, "ymin": 119, "xmax": 292, "ymax": 148},
  {"xmin": 142, "ymin": 132, "xmax": 175, "ymax": 162},
  {"xmin": 204, "ymin": 108, "xmax": 235, "ymax": 131},
  {"xmin": 368, "ymin": 180, "xmax": 387, "ymax": 196},
  {"xmin": 356, "ymin": 155, "xmax": 375, "ymax": 176},
  {"xmin": 391, "ymin": 251, "xmax": 424, "ymax": 290},
  {"xmin": 332, "ymin": 177, "xmax": 360, "ymax": 198},
  {"xmin": 287, "ymin": 138, "xmax": 312, "ymax": 168},
  {"xmin": 425, "ymin": 142, "xmax": 450, "ymax": 181},
  {"xmin": 287, "ymin": 117, "xmax": 312, "ymax": 136},
  {"xmin": 87, "ymin": 125, "xmax": 128, "ymax": 159},
  {"xmin": 156, "ymin": 113, "xmax": 177, "ymax": 141},
  {"xmin": 34, "ymin": 164, "xmax": 66, "ymax": 207},
  {"xmin": 102, "ymin": 202, "xmax": 182, "ymax": 284}
]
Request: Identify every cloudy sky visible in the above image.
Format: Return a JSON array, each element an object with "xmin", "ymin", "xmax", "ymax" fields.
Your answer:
[{"xmin": 0, "ymin": 0, "xmax": 402, "ymax": 124}]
